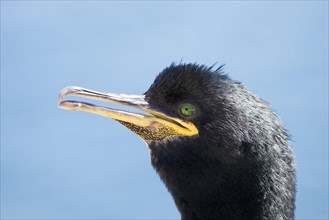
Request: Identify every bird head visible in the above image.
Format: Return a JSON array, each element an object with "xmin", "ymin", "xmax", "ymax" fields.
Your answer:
[
  {"xmin": 58, "ymin": 64, "xmax": 233, "ymax": 142},
  {"xmin": 58, "ymin": 63, "xmax": 262, "ymax": 171},
  {"xmin": 62, "ymin": 64, "xmax": 234, "ymax": 136}
]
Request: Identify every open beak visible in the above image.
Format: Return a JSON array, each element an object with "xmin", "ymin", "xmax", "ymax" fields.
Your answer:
[{"xmin": 58, "ymin": 86, "xmax": 198, "ymax": 141}]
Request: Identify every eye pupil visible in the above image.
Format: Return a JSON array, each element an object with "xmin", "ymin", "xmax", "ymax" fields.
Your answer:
[{"xmin": 179, "ymin": 103, "xmax": 195, "ymax": 117}]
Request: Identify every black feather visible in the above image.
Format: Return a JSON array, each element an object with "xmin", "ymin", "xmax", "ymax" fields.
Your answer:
[{"xmin": 145, "ymin": 63, "xmax": 296, "ymax": 220}]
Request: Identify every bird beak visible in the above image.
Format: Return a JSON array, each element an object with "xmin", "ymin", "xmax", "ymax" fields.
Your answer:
[{"xmin": 58, "ymin": 86, "xmax": 198, "ymax": 141}]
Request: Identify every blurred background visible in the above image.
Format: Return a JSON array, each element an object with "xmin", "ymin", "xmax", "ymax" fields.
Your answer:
[{"xmin": 1, "ymin": 1, "xmax": 328, "ymax": 219}]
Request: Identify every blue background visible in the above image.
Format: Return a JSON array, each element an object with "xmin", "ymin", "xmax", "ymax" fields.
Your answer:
[{"xmin": 1, "ymin": 1, "xmax": 328, "ymax": 219}]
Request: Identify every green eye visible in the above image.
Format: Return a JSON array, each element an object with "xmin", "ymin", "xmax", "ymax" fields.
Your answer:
[{"xmin": 179, "ymin": 103, "xmax": 195, "ymax": 117}]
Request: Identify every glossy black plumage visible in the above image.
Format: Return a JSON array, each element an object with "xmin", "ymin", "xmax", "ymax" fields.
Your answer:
[
  {"xmin": 58, "ymin": 63, "xmax": 296, "ymax": 220},
  {"xmin": 144, "ymin": 63, "xmax": 296, "ymax": 220}
]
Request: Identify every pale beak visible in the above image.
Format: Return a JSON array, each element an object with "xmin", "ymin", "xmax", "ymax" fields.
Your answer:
[{"xmin": 58, "ymin": 86, "xmax": 198, "ymax": 141}]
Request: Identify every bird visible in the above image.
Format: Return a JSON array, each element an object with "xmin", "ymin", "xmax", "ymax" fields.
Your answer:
[{"xmin": 58, "ymin": 63, "xmax": 296, "ymax": 220}]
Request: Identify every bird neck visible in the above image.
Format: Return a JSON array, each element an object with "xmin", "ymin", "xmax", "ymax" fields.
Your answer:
[
  {"xmin": 148, "ymin": 139, "xmax": 260, "ymax": 220},
  {"xmin": 148, "ymin": 139, "xmax": 295, "ymax": 220}
]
